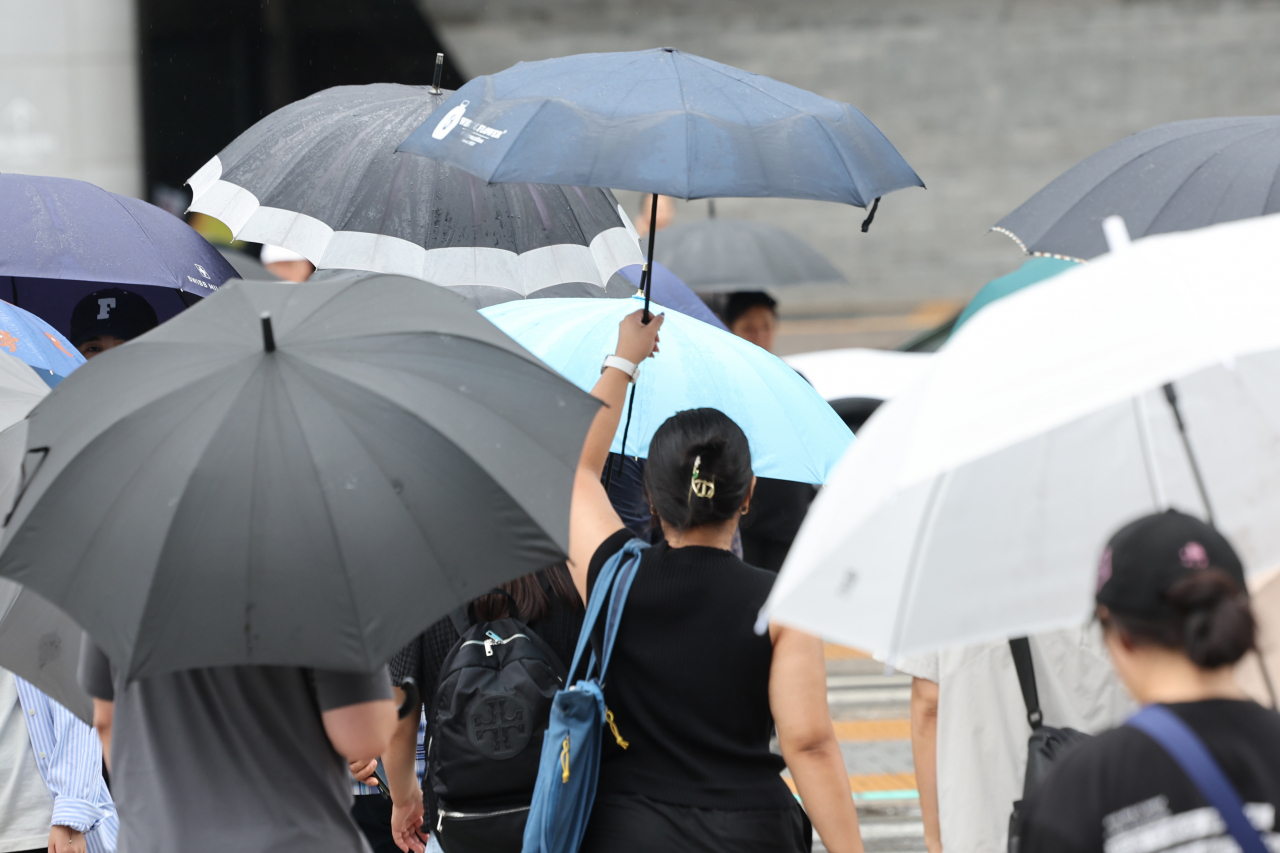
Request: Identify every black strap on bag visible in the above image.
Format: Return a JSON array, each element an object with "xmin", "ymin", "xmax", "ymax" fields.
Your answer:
[
  {"xmin": 1010, "ymin": 637, "xmax": 1043, "ymax": 728},
  {"xmin": 1006, "ymin": 637, "xmax": 1091, "ymax": 853}
]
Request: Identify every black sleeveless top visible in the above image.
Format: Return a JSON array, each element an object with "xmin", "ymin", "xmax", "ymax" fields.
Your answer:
[{"xmin": 586, "ymin": 529, "xmax": 792, "ymax": 810}]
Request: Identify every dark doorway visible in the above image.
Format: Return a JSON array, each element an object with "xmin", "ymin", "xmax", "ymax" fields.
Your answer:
[{"xmin": 138, "ymin": 0, "xmax": 465, "ymax": 207}]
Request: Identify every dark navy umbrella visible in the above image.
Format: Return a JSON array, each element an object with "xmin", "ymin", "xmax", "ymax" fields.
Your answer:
[
  {"xmin": 994, "ymin": 116, "xmax": 1280, "ymax": 261},
  {"xmin": 399, "ymin": 48, "xmax": 922, "ymax": 209},
  {"xmin": 0, "ymin": 174, "xmax": 235, "ymax": 338}
]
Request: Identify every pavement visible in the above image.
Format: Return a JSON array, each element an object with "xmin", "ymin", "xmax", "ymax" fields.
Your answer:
[{"xmin": 787, "ymin": 644, "xmax": 926, "ymax": 853}]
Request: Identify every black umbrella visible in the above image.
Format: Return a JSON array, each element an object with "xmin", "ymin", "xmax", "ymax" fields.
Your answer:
[
  {"xmin": 0, "ymin": 275, "xmax": 600, "ymax": 680},
  {"xmin": 187, "ymin": 83, "xmax": 644, "ymax": 305},
  {"xmin": 653, "ymin": 218, "xmax": 846, "ymax": 293},
  {"xmin": 994, "ymin": 116, "xmax": 1280, "ymax": 261}
]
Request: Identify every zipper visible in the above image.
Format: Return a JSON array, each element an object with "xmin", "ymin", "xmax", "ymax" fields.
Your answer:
[
  {"xmin": 460, "ymin": 632, "xmax": 532, "ymax": 657},
  {"xmin": 437, "ymin": 805, "xmax": 531, "ymax": 831}
]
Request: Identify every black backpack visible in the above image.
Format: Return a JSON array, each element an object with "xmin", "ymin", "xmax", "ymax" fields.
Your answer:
[
  {"xmin": 1006, "ymin": 637, "xmax": 1091, "ymax": 853},
  {"xmin": 428, "ymin": 597, "xmax": 568, "ymax": 853}
]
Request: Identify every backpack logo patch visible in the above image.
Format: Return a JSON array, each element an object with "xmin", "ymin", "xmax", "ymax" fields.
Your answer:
[{"xmin": 466, "ymin": 692, "xmax": 532, "ymax": 759}]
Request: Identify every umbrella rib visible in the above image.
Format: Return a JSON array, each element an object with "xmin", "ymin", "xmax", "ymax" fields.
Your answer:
[
  {"xmin": 274, "ymin": 359, "xmax": 380, "ymax": 670},
  {"xmin": 1016, "ymin": 123, "xmax": 1265, "ymax": 246},
  {"xmin": 1143, "ymin": 125, "xmax": 1276, "ymax": 229},
  {"xmin": 293, "ymin": 335, "xmax": 587, "ymax": 533},
  {"xmin": 102, "ymin": 193, "xmax": 184, "ymax": 285}
]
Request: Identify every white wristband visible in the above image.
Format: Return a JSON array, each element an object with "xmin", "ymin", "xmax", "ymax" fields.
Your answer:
[{"xmin": 601, "ymin": 354, "xmax": 640, "ymax": 383}]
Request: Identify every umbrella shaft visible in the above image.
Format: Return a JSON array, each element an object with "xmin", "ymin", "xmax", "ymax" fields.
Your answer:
[{"xmin": 641, "ymin": 192, "xmax": 659, "ymax": 322}]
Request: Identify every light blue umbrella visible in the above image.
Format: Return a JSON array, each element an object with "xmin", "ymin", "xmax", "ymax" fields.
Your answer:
[
  {"xmin": 0, "ymin": 301, "xmax": 85, "ymax": 387},
  {"xmin": 480, "ymin": 295, "xmax": 853, "ymax": 484}
]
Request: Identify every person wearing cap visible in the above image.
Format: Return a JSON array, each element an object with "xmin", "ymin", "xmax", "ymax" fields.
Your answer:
[
  {"xmin": 260, "ymin": 245, "xmax": 315, "ymax": 283},
  {"xmin": 69, "ymin": 289, "xmax": 159, "ymax": 360},
  {"xmin": 1017, "ymin": 509, "xmax": 1280, "ymax": 853}
]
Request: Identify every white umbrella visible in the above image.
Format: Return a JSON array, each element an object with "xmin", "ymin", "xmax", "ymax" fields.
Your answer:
[
  {"xmin": 783, "ymin": 348, "xmax": 932, "ymax": 403},
  {"xmin": 0, "ymin": 355, "xmax": 92, "ymax": 722},
  {"xmin": 759, "ymin": 212, "xmax": 1280, "ymax": 662}
]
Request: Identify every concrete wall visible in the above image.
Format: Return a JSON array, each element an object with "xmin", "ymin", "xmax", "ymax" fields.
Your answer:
[
  {"xmin": 0, "ymin": 0, "xmax": 142, "ymax": 196},
  {"xmin": 431, "ymin": 0, "xmax": 1280, "ymax": 311}
]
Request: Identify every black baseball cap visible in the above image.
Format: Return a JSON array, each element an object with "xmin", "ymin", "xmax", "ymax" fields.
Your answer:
[
  {"xmin": 1095, "ymin": 509, "xmax": 1246, "ymax": 619},
  {"xmin": 70, "ymin": 288, "xmax": 159, "ymax": 347}
]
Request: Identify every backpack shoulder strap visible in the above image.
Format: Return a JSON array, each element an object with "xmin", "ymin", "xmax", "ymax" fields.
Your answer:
[
  {"xmin": 1127, "ymin": 704, "xmax": 1269, "ymax": 853},
  {"xmin": 1009, "ymin": 637, "xmax": 1043, "ymax": 729}
]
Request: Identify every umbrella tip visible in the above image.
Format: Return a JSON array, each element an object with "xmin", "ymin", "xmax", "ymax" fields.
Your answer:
[
  {"xmin": 431, "ymin": 53, "xmax": 444, "ymax": 94},
  {"xmin": 260, "ymin": 312, "xmax": 276, "ymax": 353}
]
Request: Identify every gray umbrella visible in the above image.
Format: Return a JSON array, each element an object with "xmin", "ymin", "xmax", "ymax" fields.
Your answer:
[
  {"xmin": 653, "ymin": 218, "xmax": 846, "ymax": 293},
  {"xmin": 0, "ymin": 275, "xmax": 600, "ymax": 680},
  {"xmin": 994, "ymin": 116, "xmax": 1280, "ymax": 261},
  {"xmin": 0, "ymin": 422, "xmax": 92, "ymax": 723},
  {"xmin": 187, "ymin": 83, "xmax": 643, "ymax": 302}
]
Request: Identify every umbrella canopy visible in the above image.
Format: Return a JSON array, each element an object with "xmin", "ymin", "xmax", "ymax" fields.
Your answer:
[
  {"xmin": 0, "ymin": 275, "xmax": 601, "ymax": 680},
  {"xmin": 994, "ymin": 116, "xmax": 1280, "ymax": 261},
  {"xmin": 615, "ymin": 262, "xmax": 727, "ymax": 329},
  {"xmin": 0, "ymin": 174, "xmax": 236, "ymax": 337},
  {"xmin": 950, "ymin": 257, "xmax": 1079, "ymax": 334},
  {"xmin": 480, "ymin": 294, "xmax": 853, "ymax": 484},
  {"xmin": 0, "ymin": 301, "xmax": 85, "ymax": 387},
  {"xmin": 654, "ymin": 219, "xmax": 846, "ymax": 293},
  {"xmin": 398, "ymin": 48, "xmax": 923, "ymax": 208},
  {"xmin": 760, "ymin": 213, "xmax": 1280, "ymax": 660},
  {"xmin": 0, "ymin": 420, "xmax": 92, "ymax": 725},
  {"xmin": 188, "ymin": 84, "xmax": 643, "ymax": 302}
]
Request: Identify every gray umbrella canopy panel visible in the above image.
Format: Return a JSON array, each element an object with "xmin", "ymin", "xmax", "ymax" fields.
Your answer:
[
  {"xmin": 653, "ymin": 218, "xmax": 846, "ymax": 293},
  {"xmin": 0, "ymin": 276, "xmax": 601, "ymax": 680},
  {"xmin": 994, "ymin": 116, "xmax": 1280, "ymax": 261},
  {"xmin": 188, "ymin": 83, "xmax": 643, "ymax": 302}
]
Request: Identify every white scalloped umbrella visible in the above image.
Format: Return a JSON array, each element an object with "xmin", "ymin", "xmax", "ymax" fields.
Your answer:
[{"xmin": 760, "ymin": 212, "xmax": 1280, "ymax": 660}]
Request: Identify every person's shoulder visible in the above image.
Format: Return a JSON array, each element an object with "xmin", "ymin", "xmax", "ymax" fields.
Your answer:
[{"xmin": 1040, "ymin": 723, "xmax": 1155, "ymax": 788}]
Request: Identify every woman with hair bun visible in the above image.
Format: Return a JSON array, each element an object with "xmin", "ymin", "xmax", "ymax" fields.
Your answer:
[
  {"xmin": 1019, "ymin": 509, "xmax": 1280, "ymax": 853},
  {"xmin": 567, "ymin": 310, "xmax": 863, "ymax": 853}
]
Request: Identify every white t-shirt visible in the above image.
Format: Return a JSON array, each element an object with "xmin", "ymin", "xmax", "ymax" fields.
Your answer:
[
  {"xmin": 896, "ymin": 627, "xmax": 1135, "ymax": 853},
  {"xmin": 0, "ymin": 668, "xmax": 53, "ymax": 852}
]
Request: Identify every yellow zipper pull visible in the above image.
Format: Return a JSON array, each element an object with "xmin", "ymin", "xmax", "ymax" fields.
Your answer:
[
  {"xmin": 560, "ymin": 735, "xmax": 571, "ymax": 783},
  {"xmin": 606, "ymin": 709, "xmax": 630, "ymax": 749}
]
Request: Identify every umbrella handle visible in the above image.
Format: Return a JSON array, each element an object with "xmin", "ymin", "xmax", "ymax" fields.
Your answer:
[
  {"xmin": 641, "ymin": 192, "xmax": 659, "ymax": 322},
  {"xmin": 397, "ymin": 677, "xmax": 420, "ymax": 720}
]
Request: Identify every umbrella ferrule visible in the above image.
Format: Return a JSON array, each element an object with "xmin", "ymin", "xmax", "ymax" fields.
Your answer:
[
  {"xmin": 260, "ymin": 313, "xmax": 276, "ymax": 353},
  {"xmin": 431, "ymin": 53, "xmax": 444, "ymax": 94}
]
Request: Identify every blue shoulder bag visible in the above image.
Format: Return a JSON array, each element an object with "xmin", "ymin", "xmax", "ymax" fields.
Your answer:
[
  {"xmin": 1127, "ymin": 704, "xmax": 1269, "ymax": 853},
  {"xmin": 521, "ymin": 537, "xmax": 647, "ymax": 853}
]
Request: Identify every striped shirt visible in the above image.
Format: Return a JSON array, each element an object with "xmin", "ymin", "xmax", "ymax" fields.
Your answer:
[
  {"xmin": 352, "ymin": 711, "xmax": 427, "ymax": 796},
  {"xmin": 13, "ymin": 676, "xmax": 118, "ymax": 853}
]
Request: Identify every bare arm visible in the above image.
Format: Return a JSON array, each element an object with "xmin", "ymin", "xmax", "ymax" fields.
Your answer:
[
  {"xmin": 566, "ymin": 310, "xmax": 663, "ymax": 601},
  {"xmin": 91, "ymin": 699, "xmax": 113, "ymax": 773},
  {"xmin": 911, "ymin": 677, "xmax": 942, "ymax": 853},
  {"xmin": 322, "ymin": 699, "xmax": 397, "ymax": 762},
  {"xmin": 770, "ymin": 626, "xmax": 864, "ymax": 853},
  {"xmin": 384, "ymin": 687, "xmax": 427, "ymax": 853}
]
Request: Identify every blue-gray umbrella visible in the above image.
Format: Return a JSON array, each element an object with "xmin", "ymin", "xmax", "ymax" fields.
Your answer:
[
  {"xmin": 994, "ymin": 116, "xmax": 1280, "ymax": 261},
  {"xmin": 399, "ymin": 48, "xmax": 922, "ymax": 211}
]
